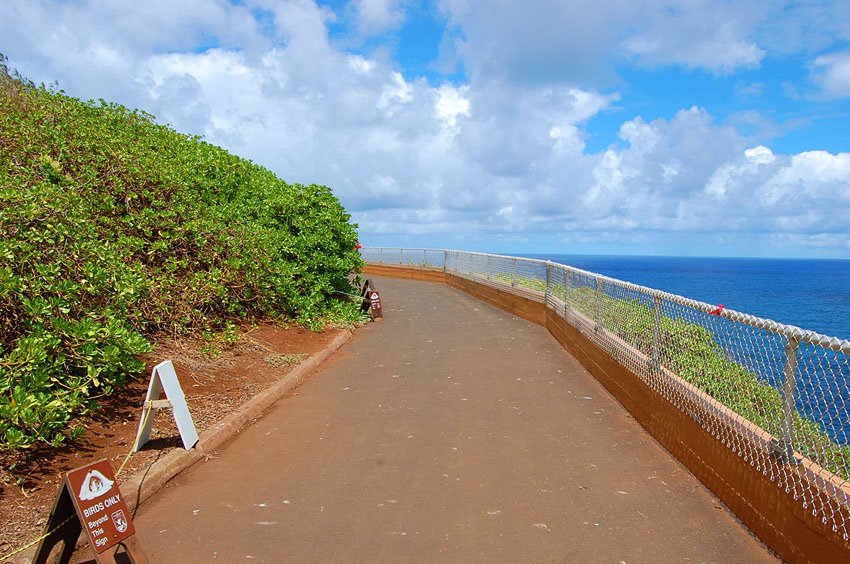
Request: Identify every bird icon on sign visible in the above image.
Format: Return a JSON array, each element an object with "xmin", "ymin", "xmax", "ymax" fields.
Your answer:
[{"xmin": 78, "ymin": 469, "xmax": 114, "ymax": 501}]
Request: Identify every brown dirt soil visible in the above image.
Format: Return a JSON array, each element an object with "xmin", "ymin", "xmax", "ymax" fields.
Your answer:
[{"xmin": 0, "ymin": 322, "xmax": 344, "ymax": 559}]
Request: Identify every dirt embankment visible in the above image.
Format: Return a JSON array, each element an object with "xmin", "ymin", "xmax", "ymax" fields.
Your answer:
[{"xmin": 0, "ymin": 322, "xmax": 343, "ymax": 559}]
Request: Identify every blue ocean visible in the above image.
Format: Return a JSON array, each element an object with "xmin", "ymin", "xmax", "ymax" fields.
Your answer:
[{"xmin": 523, "ymin": 254, "xmax": 850, "ymax": 342}]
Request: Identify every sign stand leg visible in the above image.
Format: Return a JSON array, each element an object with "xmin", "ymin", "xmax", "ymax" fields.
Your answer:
[
  {"xmin": 133, "ymin": 360, "xmax": 198, "ymax": 452},
  {"xmin": 32, "ymin": 485, "xmax": 81, "ymax": 564},
  {"xmin": 94, "ymin": 535, "xmax": 148, "ymax": 563},
  {"xmin": 33, "ymin": 459, "xmax": 148, "ymax": 564},
  {"xmin": 359, "ymin": 279, "xmax": 383, "ymax": 321}
]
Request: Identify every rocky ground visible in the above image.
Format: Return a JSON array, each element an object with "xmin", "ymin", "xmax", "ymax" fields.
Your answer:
[{"xmin": 0, "ymin": 322, "xmax": 345, "ymax": 560}]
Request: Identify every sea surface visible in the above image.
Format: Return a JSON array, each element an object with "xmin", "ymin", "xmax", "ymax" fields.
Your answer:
[{"xmin": 522, "ymin": 254, "xmax": 850, "ymax": 342}]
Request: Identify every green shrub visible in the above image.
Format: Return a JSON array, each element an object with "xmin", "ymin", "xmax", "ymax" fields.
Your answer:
[{"xmin": 0, "ymin": 57, "xmax": 363, "ymax": 448}]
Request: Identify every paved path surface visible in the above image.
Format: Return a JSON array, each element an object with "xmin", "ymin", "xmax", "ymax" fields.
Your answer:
[{"xmin": 133, "ymin": 277, "xmax": 777, "ymax": 562}]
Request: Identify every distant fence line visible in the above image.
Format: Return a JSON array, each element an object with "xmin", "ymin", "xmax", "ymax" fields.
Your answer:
[{"xmin": 361, "ymin": 246, "xmax": 850, "ymax": 540}]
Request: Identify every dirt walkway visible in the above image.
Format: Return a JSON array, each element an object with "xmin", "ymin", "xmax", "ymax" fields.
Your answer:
[{"xmin": 129, "ymin": 276, "xmax": 776, "ymax": 562}]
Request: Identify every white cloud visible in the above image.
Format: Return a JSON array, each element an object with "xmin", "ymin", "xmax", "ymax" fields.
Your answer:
[
  {"xmin": 549, "ymin": 125, "xmax": 585, "ymax": 155},
  {"xmin": 437, "ymin": 0, "xmax": 634, "ymax": 84},
  {"xmin": 378, "ymin": 72, "xmax": 414, "ymax": 109},
  {"xmin": 437, "ymin": 0, "xmax": 767, "ymax": 83},
  {"xmin": 435, "ymin": 84, "xmax": 470, "ymax": 128},
  {"xmin": 706, "ymin": 146, "xmax": 767, "ymax": 198},
  {"xmin": 622, "ymin": 9, "xmax": 765, "ymax": 73},
  {"xmin": 810, "ymin": 51, "xmax": 850, "ymax": 98},
  {"xmin": 693, "ymin": 146, "xmax": 850, "ymax": 232},
  {"xmin": 770, "ymin": 151, "xmax": 850, "ymax": 202},
  {"xmin": 583, "ymin": 150, "xmax": 635, "ymax": 212},
  {"xmin": 745, "ymin": 145, "xmax": 776, "ymax": 165},
  {"xmin": 778, "ymin": 233, "xmax": 850, "ymax": 251},
  {"xmin": 756, "ymin": 1, "xmax": 850, "ymax": 55},
  {"xmin": 3, "ymin": 0, "xmax": 850, "ymax": 257},
  {"xmin": 565, "ymin": 88, "xmax": 619, "ymax": 123},
  {"xmin": 734, "ymin": 82, "xmax": 765, "ymax": 97},
  {"xmin": 568, "ymin": 108, "xmax": 747, "ymax": 232},
  {"xmin": 348, "ymin": 54, "xmax": 377, "ymax": 74},
  {"xmin": 0, "ymin": 0, "xmax": 272, "ymax": 114},
  {"xmin": 618, "ymin": 117, "xmax": 660, "ymax": 152},
  {"xmin": 351, "ymin": 0, "xmax": 408, "ymax": 36}
]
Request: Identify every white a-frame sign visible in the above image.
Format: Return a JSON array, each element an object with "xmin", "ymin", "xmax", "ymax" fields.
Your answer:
[{"xmin": 133, "ymin": 360, "xmax": 199, "ymax": 451}]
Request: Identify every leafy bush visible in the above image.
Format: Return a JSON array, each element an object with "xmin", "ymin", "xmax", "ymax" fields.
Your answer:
[{"xmin": 0, "ymin": 57, "xmax": 363, "ymax": 448}]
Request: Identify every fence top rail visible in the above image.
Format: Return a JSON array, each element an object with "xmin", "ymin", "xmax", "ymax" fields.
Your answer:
[
  {"xmin": 444, "ymin": 249, "xmax": 555, "ymax": 269},
  {"xmin": 553, "ymin": 261, "xmax": 850, "ymax": 352},
  {"xmin": 363, "ymin": 247, "xmax": 850, "ymax": 354},
  {"xmin": 364, "ymin": 247, "xmax": 444, "ymax": 254}
]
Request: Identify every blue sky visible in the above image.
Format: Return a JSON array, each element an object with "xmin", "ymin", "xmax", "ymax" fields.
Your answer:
[{"xmin": 3, "ymin": 0, "xmax": 850, "ymax": 257}]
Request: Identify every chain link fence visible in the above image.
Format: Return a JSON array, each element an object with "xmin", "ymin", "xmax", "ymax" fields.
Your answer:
[
  {"xmin": 359, "ymin": 247, "xmax": 447, "ymax": 269},
  {"xmin": 363, "ymin": 247, "xmax": 850, "ymax": 538}
]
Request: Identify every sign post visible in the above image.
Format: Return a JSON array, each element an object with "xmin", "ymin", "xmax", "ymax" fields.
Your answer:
[
  {"xmin": 133, "ymin": 360, "xmax": 198, "ymax": 452},
  {"xmin": 359, "ymin": 279, "xmax": 384, "ymax": 321},
  {"xmin": 369, "ymin": 290, "xmax": 383, "ymax": 320},
  {"xmin": 32, "ymin": 459, "xmax": 147, "ymax": 563}
]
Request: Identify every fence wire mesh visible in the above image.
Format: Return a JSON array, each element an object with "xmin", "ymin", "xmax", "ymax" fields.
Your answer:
[
  {"xmin": 360, "ymin": 247, "xmax": 447, "ymax": 268},
  {"xmin": 365, "ymin": 247, "xmax": 850, "ymax": 538}
]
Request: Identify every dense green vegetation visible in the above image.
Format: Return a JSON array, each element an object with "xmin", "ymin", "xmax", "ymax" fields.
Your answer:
[
  {"xmin": 499, "ymin": 274, "xmax": 850, "ymax": 480},
  {"xmin": 0, "ymin": 58, "xmax": 363, "ymax": 449}
]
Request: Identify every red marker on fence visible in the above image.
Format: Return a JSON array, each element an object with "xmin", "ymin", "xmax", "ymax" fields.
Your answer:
[{"xmin": 709, "ymin": 304, "xmax": 725, "ymax": 315}]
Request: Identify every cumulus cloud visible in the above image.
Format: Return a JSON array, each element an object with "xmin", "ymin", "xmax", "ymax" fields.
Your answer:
[
  {"xmin": 756, "ymin": 0, "xmax": 850, "ymax": 55},
  {"xmin": 693, "ymin": 146, "xmax": 850, "ymax": 235},
  {"xmin": 438, "ymin": 0, "xmax": 767, "ymax": 84},
  {"xmin": 621, "ymin": 2, "xmax": 765, "ymax": 73},
  {"xmin": 810, "ymin": 51, "xmax": 850, "ymax": 99},
  {"xmin": 0, "ymin": 1, "xmax": 265, "ymax": 98},
  {"xmin": 437, "ymin": 0, "xmax": 634, "ymax": 84},
  {"xmin": 351, "ymin": 0, "xmax": 408, "ymax": 36},
  {"xmin": 574, "ymin": 108, "xmax": 747, "ymax": 231},
  {"xmin": 435, "ymin": 84, "xmax": 470, "ymax": 128},
  {"xmin": 3, "ymin": 0, "xmax": 850, "ymax": 256}
]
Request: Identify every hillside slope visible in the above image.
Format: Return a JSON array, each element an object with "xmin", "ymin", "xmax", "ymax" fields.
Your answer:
[{"xmin": 0, "ymin": 58, "xmax": 363, "ymax": 449}]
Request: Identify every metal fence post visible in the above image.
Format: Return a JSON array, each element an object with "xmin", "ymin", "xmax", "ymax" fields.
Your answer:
[
  {"xmin": 652, "ymin": 295, "xmax": 662, "ymax": 374},
  {"xmin": 512, "ymin": 258, "xmax": 517, "ymax": 287},
  {"xmin": 379, "ymin": 247, "xmax": 384, "ymax": 264},
  {"xmin": 444, "ymin": 250, "xmax": 448, "ymax": 272},
  {"xmin": 545, "ymin": 261, "xmax": 553, "ymax": 302},
  {"xmin": 564, "ymin": 269, "xmax": 571, "ymax": 316},
  {"xmin": 595, "ymin": 277, "xmax": 603, "ymax": 332},
  {"xmin": 487, "ymin": 255, "xmax": 492, "ymax": 280},
  {"xmin": 775, "ymin": 335, "xmax": 801, "ymax": 463}
]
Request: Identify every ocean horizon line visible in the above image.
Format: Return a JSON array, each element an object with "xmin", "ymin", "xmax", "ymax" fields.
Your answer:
[{"xmin": 514, "ymin": 252, "xmax": 850, "ymax": 263}]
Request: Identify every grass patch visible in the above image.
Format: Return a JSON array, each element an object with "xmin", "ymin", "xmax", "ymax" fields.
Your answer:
[{"xmin": 263, "ymin": 353, "xmax": 308, "ymax": 368}]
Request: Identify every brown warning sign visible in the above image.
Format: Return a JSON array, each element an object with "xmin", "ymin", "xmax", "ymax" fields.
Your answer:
[
  {"xmin": 369, "ymin": 290, "xmax": 383, "ymax": 320},
  {"xmin": 33, "ymin": 459, "xmax": 146, "ymax": 563},
  {"xmin": 65, "ymin": 459, "xmax": 135, "ymax": 552},
  {"xmin": 359, "ymin": 279, "xmax": 383, "ymax": 321}
]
